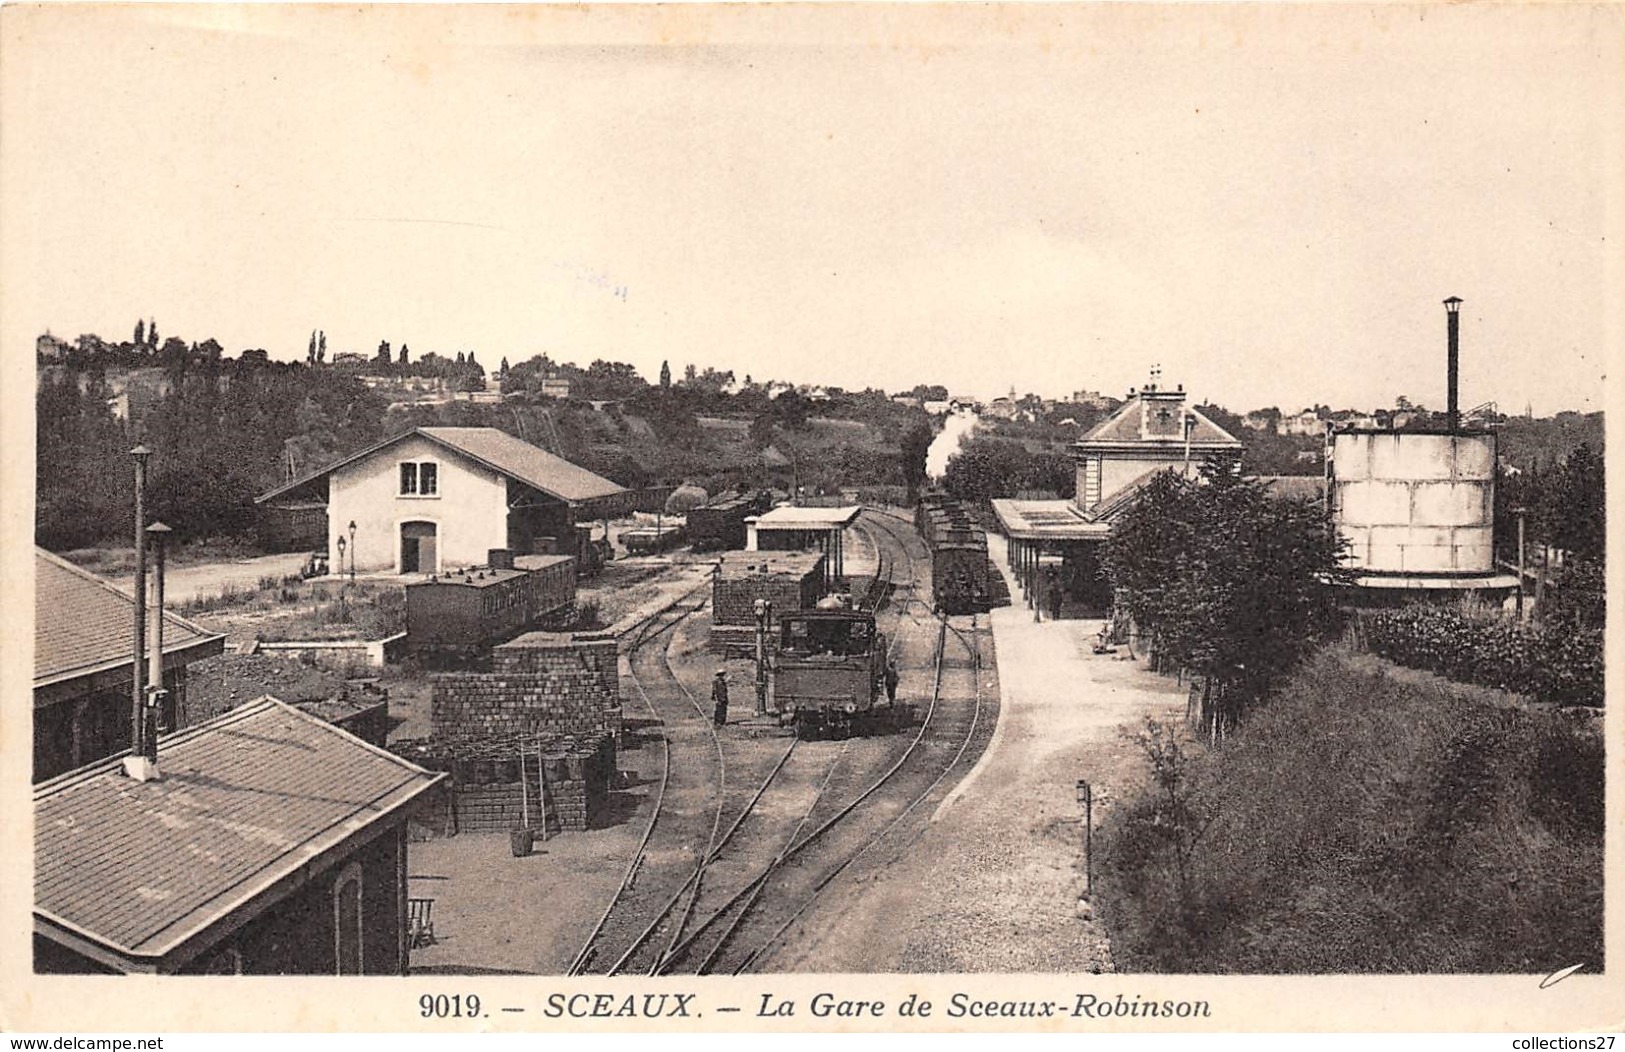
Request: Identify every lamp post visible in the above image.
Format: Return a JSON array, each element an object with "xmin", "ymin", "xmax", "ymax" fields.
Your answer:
[
  {"xmin": 347, "ymin": 520, "xmax": 357, "ymax": 582},
  {"xmin": 754, "ymin": 598, "xmax": 772, "ymax": 716},
  {"xmin": 1076, "ymin": 778, "xmax": 1094, "ymax": 899},
  {"xmin": 336, "ymin": 535, "xmax": 347, "ymax": 580},
  {"xmin": 1513, "ymin": 506, "xmax": 1528, "ymax": 619}
]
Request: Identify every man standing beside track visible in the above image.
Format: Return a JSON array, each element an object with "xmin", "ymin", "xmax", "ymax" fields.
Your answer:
[{"xmin": 712, "ymin": 669, "xmax": 730, "ymax": 726}]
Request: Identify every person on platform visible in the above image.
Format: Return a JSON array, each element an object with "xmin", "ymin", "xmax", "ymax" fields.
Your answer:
[
  {"xmin": 884, "ymin": 660, "xmax": 900, "ymax": 704},
  {"xmin": 712, "ymin": 670, "xmax": 730, "ymax": 726}
]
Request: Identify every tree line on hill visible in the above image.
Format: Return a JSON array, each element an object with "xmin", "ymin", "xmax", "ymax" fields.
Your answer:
[{"xmin": 35, "ymin": 326, "xmax": 942, "ymax": 551}]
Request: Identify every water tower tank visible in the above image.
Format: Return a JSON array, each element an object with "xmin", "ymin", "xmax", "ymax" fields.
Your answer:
[{"xmin": 1329, "ymin": 430, "xmax": 1497, "ymax": 575}]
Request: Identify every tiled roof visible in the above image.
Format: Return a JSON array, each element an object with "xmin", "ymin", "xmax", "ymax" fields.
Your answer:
[
  {"xmin": 417, "ymin": 427, "xmax": 625, "ymax": 503},
  {"xmin": 256, "ymin": 426, "xmax": 626, "ymax": 507},
  {"xmin": 1079, "ymin": 393, "xmax": 1241, "ymax": 448},
  {"xmin": 35, "ymin": 549, "xmax": 225, "ymax": 688},
  {"xmin": 34, "ymin": 698, "xmax": 442, "ymax": 969}
]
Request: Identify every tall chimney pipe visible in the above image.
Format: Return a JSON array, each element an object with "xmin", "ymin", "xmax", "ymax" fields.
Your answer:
[
  {"xmin": 146, "ymin": 521, "xmax": 172, "ymax": 763},
  {"xmin": 1444, "ymin": 297, "xmax": 1463, "ymax": 432},
  {"xmin": 130, "ymin": 445, "xmax": 150, "ymax": 764}
]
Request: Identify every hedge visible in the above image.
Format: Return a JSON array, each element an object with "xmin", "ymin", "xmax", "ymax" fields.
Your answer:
[{"xmin": 1358, "ymin": 605, "xmax": 1603, "ymax": 707}]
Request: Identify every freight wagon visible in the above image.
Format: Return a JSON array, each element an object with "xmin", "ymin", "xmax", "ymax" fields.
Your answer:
[
  {"xmin": 915, "ymin": 494, "xmax": 995, "ymax": 614},
  {"xmin": 687, "ymin": 490, "xmax": 774, "ymax": 552},
  {"xmin": 405, "ymin": 552, "xmax": 577, "ymax": 655}
]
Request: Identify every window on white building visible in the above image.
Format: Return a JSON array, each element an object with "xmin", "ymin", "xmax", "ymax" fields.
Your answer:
[{"xmin": 399, "ymin": 461, "xmax": 439, "ymax": 496}]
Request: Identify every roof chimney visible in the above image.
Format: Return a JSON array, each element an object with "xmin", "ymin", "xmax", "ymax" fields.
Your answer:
[
  {"xmin": 125, "ymin": 446, "xmax": 159, "ymax": 782},
  {"xmin": 1444, "ymin": 297, "xmax": 1463, "ymax": 432}
]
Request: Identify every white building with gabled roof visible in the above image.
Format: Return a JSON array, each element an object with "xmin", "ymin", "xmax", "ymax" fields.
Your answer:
[{"xmin": 257, "ymin": 426, "xmax": 628, "ymax": 575}]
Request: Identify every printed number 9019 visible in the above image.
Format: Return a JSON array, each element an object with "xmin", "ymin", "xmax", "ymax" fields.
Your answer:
[{"xmin": 421, "ymin": 994, "xmax": 481, "ymax": 1019}]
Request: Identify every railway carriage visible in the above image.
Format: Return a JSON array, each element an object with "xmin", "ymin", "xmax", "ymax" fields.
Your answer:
[
  {"xmin": 688, "ymin": 489, "xmax": 774, "ymax": 551},
  {"xmin": 770, "ymin": 609, "xmax": 904, "ymax": 738},
  {"xmin": 405, "ymin": 553, "xmax": 577, "ymax": 655}
]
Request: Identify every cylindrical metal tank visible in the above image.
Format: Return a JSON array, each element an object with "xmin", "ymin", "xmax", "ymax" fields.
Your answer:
[{"xmin": 1329, "ymin": 430, "xmax": 1496, "ymax": 575}]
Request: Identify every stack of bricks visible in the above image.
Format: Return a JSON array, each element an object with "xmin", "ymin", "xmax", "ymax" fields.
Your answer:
[
  {"xmin": 430, "ymin": 632, "xmax": 622, "ymax": 741},
  {"xmin": 392, "ymin": 731, "xmax": 615, "ymax": 835},
  {"xmin": 710, "ymin": 552, "xmax": 825, "ymax": 654}
]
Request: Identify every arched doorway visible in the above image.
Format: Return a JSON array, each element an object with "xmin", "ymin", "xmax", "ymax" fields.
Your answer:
[{"xmin": 400, "ymin": 521, "xmax": 437, "ymax": 574}]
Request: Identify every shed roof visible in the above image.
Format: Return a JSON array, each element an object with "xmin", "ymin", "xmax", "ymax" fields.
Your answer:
[
  {"xmin": 34, "ymin": 548, "xmax": 225, "ymax": 690},
  {"xmin": 750, "ymin": 505, "xmax": 863, "ymax": 530},
  {"xmin": 34, "ymin": 697, "xmax": 442, "ymax": 971},
  {"xmin": 256, "ymin": 426, "xmax": 626, "ymax": 508},
  {"xmin": 990, "ymin": 499, "xmax": 1111, "ymax": 542}
]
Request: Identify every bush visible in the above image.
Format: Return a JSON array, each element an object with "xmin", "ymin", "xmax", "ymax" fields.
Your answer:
[
  {"xmin": 1097, "ymin": 650, "xmax": 1604, "ymax": 973},
  {"xmin": 1358, "ymin": 604, "xmax": 1603, "ymax": 707}
]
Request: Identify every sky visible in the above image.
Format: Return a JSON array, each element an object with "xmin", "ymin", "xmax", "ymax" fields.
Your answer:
[{"xmin": 4, "ymin": 4, "xmax": 1622, "ymax": 414}]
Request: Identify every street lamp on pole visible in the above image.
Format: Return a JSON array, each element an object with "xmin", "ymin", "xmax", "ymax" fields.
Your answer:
[
  {"xmin": 754, "ymin": 598, "xmax": 773, "ymax": 716},
  {"xmin": 1076, "ymin": 779, "xmax": 1094, "ymax": 900},
  {"xmin": 347, "ymin": 520, "xmax": 357, "ymax": 582}
]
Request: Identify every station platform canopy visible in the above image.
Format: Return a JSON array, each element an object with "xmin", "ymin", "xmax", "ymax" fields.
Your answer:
[
  {"xmin": 989, "ymin": 499, "xmax": 1111, "ymax": 543},
  {"xmin": 745, "ymin": 505, "xmax": 862, "ymax": 583},
  {"xmin": 748, "ymin": 505, "xmax": 862, "ymax": 530}
]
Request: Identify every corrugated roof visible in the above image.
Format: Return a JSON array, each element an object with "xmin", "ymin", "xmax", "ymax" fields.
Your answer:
[
  {"xmin": 256, "ymin": 427, "xmax": 625, "ymax": 507},
  {"xmin": 989, "ymin": 499, "xmax": 1111, "ymax": 541},
  {"xmin": 34, "ymin": 697, "xmax": 442, "ymax": 967},
  {"xmin": 35, "ymin": 549, "xmax": 225, "ymax": 688}
]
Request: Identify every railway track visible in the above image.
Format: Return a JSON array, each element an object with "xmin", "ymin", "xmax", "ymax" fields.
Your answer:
[
  {"xmin": 572, "ymin": 517, "xmax": 904, "ymax": 975},
  {"xmin": 655, "ymin": 613, "xmax": 987, "ymax": 974},
  {"xmin": 572, "ymin": 506, "xmax": 988, "ymax": 976},
  {"xmin": 566, "ymin": 598, "xmax": 725, "ymax": 975}
]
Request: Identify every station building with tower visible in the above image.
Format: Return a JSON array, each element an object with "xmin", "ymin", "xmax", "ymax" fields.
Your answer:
[{"xmin": 991, "ymin": 368, "xmax": 1243, "ymax": 616}]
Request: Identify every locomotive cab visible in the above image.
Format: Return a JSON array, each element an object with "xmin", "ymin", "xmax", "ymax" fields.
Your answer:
[{"xmin": 772, "ymin": 610, "xmax": 898, "ymax": 738}]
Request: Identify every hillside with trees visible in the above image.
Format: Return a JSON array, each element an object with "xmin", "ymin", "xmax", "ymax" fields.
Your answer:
[{"xmin": 35, "ymin": 327, "xmax": 931, "ymax": 551}]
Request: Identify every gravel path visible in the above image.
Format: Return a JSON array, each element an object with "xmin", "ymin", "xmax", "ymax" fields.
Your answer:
[{"xmin": 763, "ymin": 533, "xmax": 1188, "ymax": 973}]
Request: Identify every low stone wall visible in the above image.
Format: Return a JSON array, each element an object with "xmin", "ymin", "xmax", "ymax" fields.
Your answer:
[{"xmin": 254, "ymin": 632, "xmax": 408, "ymax": 671}]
